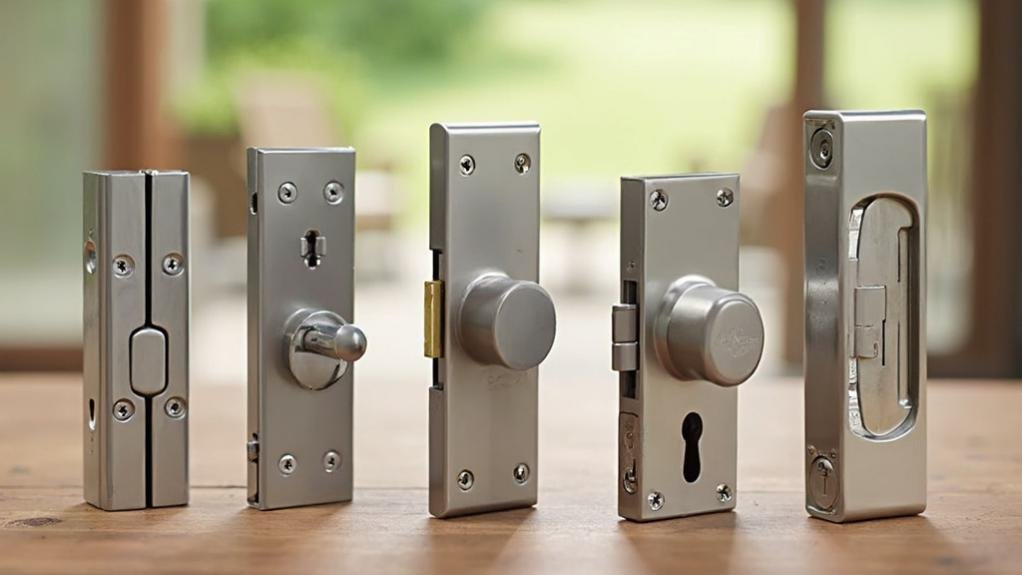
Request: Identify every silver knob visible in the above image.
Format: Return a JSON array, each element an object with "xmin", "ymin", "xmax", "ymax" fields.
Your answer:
[
  {"xmin": 458, "ymin": 274, "xmax": 556, "ymax": 371},
  {"xmin": 654, "ymin": 277, "xmax": 763, "ymax": 386},
  {"xmin": 285, "ymin": 309, "xmax": 367, "ymax": 390}
]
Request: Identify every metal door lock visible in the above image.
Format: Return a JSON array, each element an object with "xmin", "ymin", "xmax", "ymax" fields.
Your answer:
[
  {"xmin": 425, "ymin": 123, "xmax": 555, "ymax": 518},
  {"xmin": 614, "ymin": 174, "xmax": 763, "ymax": 522},
  {"xmin": 247, "ymin": 148, "xmax": 366, "ymax": 510},
  {"xmin": 83, "ymin": 170, "xmax": 189, "ymax": 511},
  {"xmin": 804, "ymin": 110, "xmax": 927, "ymax": 522}
]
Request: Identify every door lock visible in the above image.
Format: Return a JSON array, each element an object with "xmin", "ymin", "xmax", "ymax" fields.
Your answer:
[
  {"xmin": 426, "ymin": 123, "xmax": 554, "ymax": 518},
  {"xmin": 83, "ymin": 170, "xmax": 189, "ymax": 511},
  {"xmin": 247, "ymin": 148, "xmax": 366, "ymax": 510},
  {"xmin": 804, "ymin": 110, "xmax": 927, "ymax": 522},
  {"xmin": 614, "ymin": 174, "xmax": 763, "ymax": 522}
]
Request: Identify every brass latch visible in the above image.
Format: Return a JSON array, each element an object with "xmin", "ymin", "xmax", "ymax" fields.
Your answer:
[{"xmin": 424, "ymin": 280, "xmax": 443, "ymax": 358}]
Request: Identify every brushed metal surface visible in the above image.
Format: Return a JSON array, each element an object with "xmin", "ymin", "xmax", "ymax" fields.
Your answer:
[
  {"xmin": 428, "ymin": 123, "xmax": 550, "ymax": 518},
  {"xmin": 247, "ymin": 148, "xmax": 358, "ymax": 510},
  {"xmin": 617, "ymin": 173, "xmax": 761, "ymax": 522},
  {"xmin": 82, "ymin": 170, "xmax": 189, "ymax": 511},
  {"xmin": 804, "ymin": 110, "xmax": 927, "ymax": 522}
]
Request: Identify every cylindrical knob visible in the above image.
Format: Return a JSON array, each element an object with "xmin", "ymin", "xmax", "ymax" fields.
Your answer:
[
  {"xmin": 458, "ymin": 274, "xmax": 556, "ymax": 371},
  {"xmin": 285, "ymin": 310, "xmax": 367, "ymax": 390},
  {"xmin": 655, "ymin": 277, "xmax": 763, "ymax": 386}
]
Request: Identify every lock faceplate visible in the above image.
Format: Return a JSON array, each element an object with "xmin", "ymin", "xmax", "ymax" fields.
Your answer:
[
  {"xmin": 804, "ymin": 110, "xmax": 927, "ymax": 522},
  {"xmin": 427, "ymin": 123, "xmax": 552, "ymax": 518},
  {"xmin": 247, "ymin": 148, "xmax": 361, "ymax": 510},
  {"xmin": 83, "ymin": 170, "xmax": 189, "ymax": 511},
  {"xmin": 615, "ymin": 174, "xmax": 762, "ymax": 522}
]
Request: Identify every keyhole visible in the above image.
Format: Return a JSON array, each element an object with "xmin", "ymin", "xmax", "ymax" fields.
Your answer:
[
  {"xmin": 681, "ymin": 412, "xmax": 703, "ymax": 483},
  {"xmin": 303, "ymin": 230, "xmax": 321, "ymax": 269}
]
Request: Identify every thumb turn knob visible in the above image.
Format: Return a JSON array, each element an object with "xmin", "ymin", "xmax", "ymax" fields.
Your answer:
[
  {"xmin": 458, "ymin": 274, "xmax": 556, "ymax": 371},
  {"xmin": 654, "ymin": 277, "xmax": 763, "ymax": 387},
  {"xmin": 286, "ymin": 309, "xmax": 367, "ymax": 390}
]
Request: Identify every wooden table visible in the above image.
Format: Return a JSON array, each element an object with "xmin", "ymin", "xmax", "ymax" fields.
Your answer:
[{"xmin": 1, "ymin": 374, "xmax": 1020, "ymax": 574}]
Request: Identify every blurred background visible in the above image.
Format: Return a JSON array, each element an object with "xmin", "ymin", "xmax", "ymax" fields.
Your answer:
[{"xmin": 0, "ymin": 0, "xmax": 1018, "ymax": 383}]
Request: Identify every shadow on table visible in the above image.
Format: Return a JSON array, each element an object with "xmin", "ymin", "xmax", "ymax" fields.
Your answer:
[{"xmin": 616, "ymin": 511, "xmax": 738, "ymax": 572}]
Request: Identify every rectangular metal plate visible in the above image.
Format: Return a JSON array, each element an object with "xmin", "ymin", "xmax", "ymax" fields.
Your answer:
[
  {"xmin": 83, "ymin": 170, "xmax": 189, "ymax": 511},
  {"xmin": 428, "ymin": 123, "xmax": 540, "ymax": 517},
  {"xmin": 804, "ymin": 110, "xmax": 927, "ymax": 522},
  {"xmin": 247, "ymin": 148, "xmax": 356, "ymax": 510},
  {"xmin": 617, "ymin": 174, "xmax": 739, "ymax": 521}
]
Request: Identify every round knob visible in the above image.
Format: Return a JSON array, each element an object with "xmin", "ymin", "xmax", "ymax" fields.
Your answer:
[
  {"xmin": 458, "ymin": 274, "xmax": 556, "ymax": 371},
  {"xmin": 654, "ymin": 277, "xmax": 763, "ymax": 386},
  {"xmin": 285, "ymin": 310, "xmax": 367, "ymax": 390}
]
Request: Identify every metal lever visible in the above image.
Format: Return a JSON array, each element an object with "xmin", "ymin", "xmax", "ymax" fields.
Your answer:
[{"xmin": 286, "ymin": 310, "xmax": 367, "ymax": 391}]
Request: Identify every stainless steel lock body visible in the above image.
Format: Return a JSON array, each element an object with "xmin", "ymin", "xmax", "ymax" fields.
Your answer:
[
  {"xmin": 83, "ymin": 170, "xmax": 189, "ymax": 511},
  {"xmin": 425, "ymin": 123, "xmax": 555, "ymax": 518},
  {"xmin": 247, "ymin": 148, "xmax": 366, "ymax": 510},
  {"xmin": 804, "ymin": 110, "xmax": 927, "ymax": 522},
  {"xmin": 614, "ymin": 174, "xmax": 763, "ymax": 522}
]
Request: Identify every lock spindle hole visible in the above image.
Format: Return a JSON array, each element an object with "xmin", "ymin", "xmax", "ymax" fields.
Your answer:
[{"xmin": 682, "ymin": 412, "xmax": 703, "ymax": 483}]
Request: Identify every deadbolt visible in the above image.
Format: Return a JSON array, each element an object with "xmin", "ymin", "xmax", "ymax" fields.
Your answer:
[
  {"xmin": 285, "ymin": 309, "xmax": 367, "ymax": 391},
  {"xmin": 458, "ymin": 274, "xmax": 556, "ymax": 371},
  {"xmin": 654, "ymin": 277, "xmax": 764, "ymax": 387}
]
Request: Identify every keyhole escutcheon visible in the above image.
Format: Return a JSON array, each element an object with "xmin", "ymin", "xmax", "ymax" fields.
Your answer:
[{"xmin": 682, "ymin": 412, "xmax": 703, "ymax": 483}]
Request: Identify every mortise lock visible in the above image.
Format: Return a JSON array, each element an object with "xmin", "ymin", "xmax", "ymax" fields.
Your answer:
[
  {"xmin": 82, "ymin": 170, "xmax": 190, "ymax": 511},
  {"xmin": 247, "ymin": 148, "xmax": 366, "ymax": 510},
  {"xmin": 426, "ymin": 122, "xmax": 554, "ymax": 518},
  {"xmin": 804, "ymin": 110, "xmax": 927, "ymax": 523},
  {"xmin": 614, "ymin": 173, "xmax": 763, "ymax": 522}
]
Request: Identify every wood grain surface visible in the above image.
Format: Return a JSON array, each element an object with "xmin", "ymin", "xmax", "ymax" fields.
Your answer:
[{"xmin": 1, "ymin": 375, "xmax": 1020, "ymax": 574}]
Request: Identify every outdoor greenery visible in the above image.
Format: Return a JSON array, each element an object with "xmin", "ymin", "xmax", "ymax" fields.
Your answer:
[{"xmin": 175, "ymin": 0, "xmax": 976, "ymax": 223}]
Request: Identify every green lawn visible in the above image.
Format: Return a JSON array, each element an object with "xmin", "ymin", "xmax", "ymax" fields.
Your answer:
[{"xmin": 351, "ymin": 0, "xmax": 975, "ymax": 224}]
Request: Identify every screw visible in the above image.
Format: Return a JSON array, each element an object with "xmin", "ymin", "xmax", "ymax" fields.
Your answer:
[
  {"xmin": 716, "ymin": 188, "xmax": 734, "ymax": 208},
  {"xmin": 810, "ymin": 129, "xmax": 834, "ymax": 169},
  {"xmin": 513, "ymin": 463, "xmax": 530, "ymax": 485},
  {"xmin": 162, "ymin": 254, "xmax": 184, "ymax": 276},
  {"xmin": 164, "ymin": 397, "xmax": 186, "ymax": 419},
  {"xmin": 514, "ymin": 153, "xmax": 531, "ymax": 174},
  {"xmin": 112, "ymin": 399, "xmax": 134, "ymax": 421},
  {"xmin": 277, "ymin": 182, "xmax": 298, "ymax": 204},
  {"xmin": 278, "ymin": 454, "xmax": 297, "ymax": 476},
  {"xmin": 716, "ymin": 483, "xmax": 733, "ymax": 503},
  {"xmin": 113, "ymin": 255, "xmax": 134, "ymax": 278},
  {"xmin": 807, "ymin": 444, "xmax": 818, "ymax": 458},
  {"xmin": 323, "ymin": 181, "xmax": 344, "ymax": 205},
  {"xmin": 650, "ymin": 189, "xmax": 668, "ymax": 212},
  {"xmin": 457, "ymin": 469, "xmax": 474, "ymax": 491},
  {"xmin": 648, "ymin": 491, "xmax": 665, "ymax": 511},
  {"xmin": 622, "ymin": 466, "xmax": 637, "ymax": 494},
  {"xmin": 323, "ymin": 450, "xmax": 341, "ymax": 473},
  {"xmin": 459, "ymin": 155, "xmax": 475, "ymax": 176}
]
